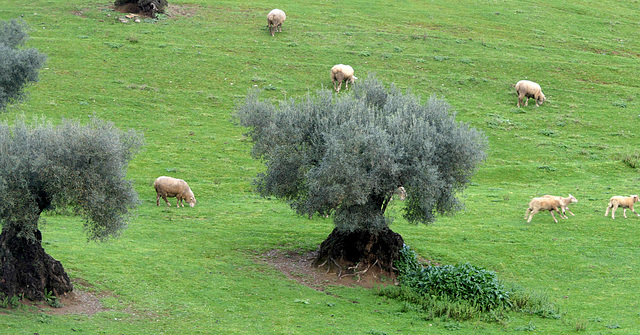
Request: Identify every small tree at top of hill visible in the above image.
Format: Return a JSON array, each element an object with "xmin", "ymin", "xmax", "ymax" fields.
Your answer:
[
  {"xmin": 237, "ymin": 76, "xmax": 487, "ymax": 275},
  {"xmin": 114, "ymin": 0, "xmax": 168, "ymax": 17},
  {"xmin": 0, "ymin": 117, "xmax": 143, "ymax": 301},
  {"xmin": 0, "ymin": 19, "xmax": 47, "ymax": 111}
]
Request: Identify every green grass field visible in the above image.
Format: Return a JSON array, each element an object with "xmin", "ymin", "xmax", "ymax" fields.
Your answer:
[{"xmin": 1, "ymin": 0, "xmax": 640, "ymax": 333}]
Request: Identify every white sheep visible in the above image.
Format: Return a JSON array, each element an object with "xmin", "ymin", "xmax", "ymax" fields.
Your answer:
[
  {"xmin": 154, "ymin": 176, "xmax": 197, "ymax": 208},
  {"xmin": 330, "ymin": 64, "xmax": 357, "ymax": 92},
  {"xmin": 267, "ymin": 9, "xmax": 286, "ymax": 36},
  {"xmin": 543, "ymin": 194, "xmax": 578, "ymax": 218},
  {"xmin": 515, "ymin": 80, "xmax": 546, "ymax": 107},
  {"xmin": 525, "ymin": 196, "xmax": 564, "ymax": 223},
  {"xmin": 604, "ymin": 195, "xmax": 639, "ymax": 219},
  {"xmin": 396, "ymin": 186, "xmax": 407, "ymax": 201}
]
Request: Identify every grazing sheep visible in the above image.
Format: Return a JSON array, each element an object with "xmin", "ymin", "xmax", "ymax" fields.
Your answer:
[
  {"xmin": 525, "ymin": 196, "xmax": 564, "ymax": 223},
  {"xmin": 330, "ymin": 64, "xmax": 357, "ymax": 92},
  {"xmin": 396, "ymin": 186, "xmax": 407, "ymax": 201},
  {"xmin": 543, "ymin": 194, "xmax": 578, "ymax": 218},
  {"xmin": 604, "ymin": 195, "xmax": 640, "ymax": 219},
  {"xmin": 267, "ymin": 9, "xmax": 286, "ymax": 36},
  {"xmin": 154, "ymin": 176, "xmax": 197, "ymax": 208},
  {"xmin": 515, "ymin": 80, "xmax": 546, "ymax": 107}
]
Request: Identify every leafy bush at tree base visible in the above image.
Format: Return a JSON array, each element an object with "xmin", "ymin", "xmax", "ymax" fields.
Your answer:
[{"xmin": 385, "ymin": 245, "xmax": 561, "ymax": 322}]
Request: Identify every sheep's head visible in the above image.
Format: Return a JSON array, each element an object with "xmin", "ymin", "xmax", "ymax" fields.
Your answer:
[
  {"xmin": 632, "ymin": 195, "xmax": 639, "ymax": 203},
  {"xmin": 569, "ymin": 194, "xmax": 577, "ymax": 203},
  {"xmin": 349, "ymin": 76, "xmax": 357, "ymax": 84},
  {"xmin": 537, "ymin": 93, "xmax": 546, "ymax": 105},
  {"xmin": 188, "ymin": 196, "xmax": 197, "ymax": 207}
]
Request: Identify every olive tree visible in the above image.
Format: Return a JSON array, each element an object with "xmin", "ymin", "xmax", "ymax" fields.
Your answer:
[
  {"xmin": 237, "ymin": 76, "xmax": 487, "ymax": 274},
  {"xmin": 0, "ymin": 117, "xmax": 143, "ymax": 301},
  {"xmin": 0, "ymin": 19, "xmax": 46, "ymax": 111}
]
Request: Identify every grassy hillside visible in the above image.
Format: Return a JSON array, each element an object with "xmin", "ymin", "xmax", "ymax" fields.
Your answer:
[{"xmin": 1, "ymin": 0, "xmax": 639, "ymax": 333}]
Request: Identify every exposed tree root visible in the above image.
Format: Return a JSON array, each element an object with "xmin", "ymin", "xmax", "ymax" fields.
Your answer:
[{"xmin": 313, "ymin": 227, "xmax": 404, "ymax": 280}]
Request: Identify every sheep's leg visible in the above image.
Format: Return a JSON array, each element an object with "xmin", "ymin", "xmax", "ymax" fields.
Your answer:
[
  {"xmin": 336, "ymin": 81, "xmax": 342, "ymax": 92},
  {"xmin": 156, "ymin": 193, "xmax": 161, "ymax": 206},
  {"xmin": 559, "ymin": 206, "xmax": 568, "ymax": 219},
  {"xmin": 623, "ymin": 208, "xmax": 627, "ymax": 219},
  {"xmin": 549, "ymin": 209, "xmax": 558, "ymax": 223},
  {"xmin": 565, "ymin": 207, "xmax": 575, "ymax": 216},
  {"xmin": 162, "ymin": 195, "xmax": 170, "ymax": 206},
  {"xmin": 605, "ymin": 204, "xmax": 611, "ymax": 217},
  {"xmin": 611, "ymin": 204, "xmax": 618, "ymax": 219},
  {"xmin": 631, "ymin": 206, "xmax": 640, "ymax": 217},
  {"xmin": 526, "ymin": 208, "xmax": 537, "ymax": 223}
]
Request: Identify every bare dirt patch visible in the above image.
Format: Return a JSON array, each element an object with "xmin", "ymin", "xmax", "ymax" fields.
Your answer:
[
  {"xmin": 260, "ymin": 249, "xmax": 398, "ymax": 292},
  {"xmin": 165, "ymin": 4, "xmax": 198, "ymax": 18},
  {"xmin": 27, "ymin": 278, "xmax": 110, "ymax": 316}
]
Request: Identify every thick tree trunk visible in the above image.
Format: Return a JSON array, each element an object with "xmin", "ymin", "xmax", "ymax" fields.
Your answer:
[
  {"xmin": 0, "ymin": 226, "xmax": 73, "ymax": 300},
  {"xmin": 313, "ymin": 227, "xmax": 405, "ymax": 276}
]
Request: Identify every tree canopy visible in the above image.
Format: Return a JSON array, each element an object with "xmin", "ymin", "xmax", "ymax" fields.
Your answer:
[
  {"xmin": 0, "ymin": 19, "xmax": 47, "ymax": 111},
  {"xmin": 0, "ymin": 117, "xmax": 143, "ymax": 241},
  {"xmin": 237, "ymin": 76, "xmax": 487, "ymax": 234}
]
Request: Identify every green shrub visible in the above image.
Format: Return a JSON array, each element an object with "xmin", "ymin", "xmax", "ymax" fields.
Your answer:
[
  {"xmin": 401, "ymin": 262, "xmax": 510, "ymax": 311},
  {"xmin": 395, "ymin": 244, "xmax": 420, "ymax": 276}
]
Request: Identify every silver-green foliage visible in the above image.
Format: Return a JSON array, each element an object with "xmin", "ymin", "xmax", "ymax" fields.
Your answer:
[
  {"xmin": 0, "ymin": 19, "xmax": 47, "ymax": 111},
  {"xmin": 0, "ymin": 117, "xmax": 143, "ymax": 241},
  {"xmin": 237, "ymin": 76, "xmax": 486, "ymax": 233}
]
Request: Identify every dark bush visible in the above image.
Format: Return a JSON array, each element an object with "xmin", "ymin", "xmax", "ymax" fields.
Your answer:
[{"xmin": 114, "ymin": 0, "xmax": 168, "ymax": 16}]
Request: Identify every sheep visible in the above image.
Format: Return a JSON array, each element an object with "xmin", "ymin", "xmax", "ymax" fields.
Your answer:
[
  {"xmin": 330, "ymin": 64, "xmax": 357, "ymax": 92},
  {"xmin": 515, "ymin": 80, "xmax": 546, "ymax": 107},
  {"xmin": 525, "ymin": 196, "xmax": 564, "ymax": 223},
  {"xmin": 267, "ymin": 9, "xmax": 286, "ymax": 36},
  {"xmin": 604, "ymin": 195, "xmax": 640, "ymax": 219},
  {"xmin": 396, "ymin": 186, "xmax": 407, "ymax": 201},
  {"xmin": 154, "ymin": 176, "xmax": 197, "ymax": 208},
  {"xmin": 543, "ymin": 194, "xmax": 578, "ymax": 218}
]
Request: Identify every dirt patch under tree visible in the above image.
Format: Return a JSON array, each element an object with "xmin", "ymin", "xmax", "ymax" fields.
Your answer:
[{"xmin": 260, "ymin": 249, "xmax": 398, "ymax": 292}]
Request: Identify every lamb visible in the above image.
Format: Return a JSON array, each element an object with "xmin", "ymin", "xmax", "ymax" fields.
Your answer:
[
  {"xmin": 525, "ymin": 196, "xmax": 564, "ymax": 223},
  {"xmin": 330, "ymin": 64, "xmax": 357, "ymax": 92},
  {"xmin": 154, "ymin": 176, "xmax": 197, "ymax": 208},
  {"xmin": 604, "ymin": 195, "xmax": 640, "ymax": 219},
  {"xmin": 515, "ymin": 80, "xmax": 546, "ymax": 107},
  {"xmin": 543, "ymin": 194, "xmax": 578, "ymax": 218},
  {"xmin": 267, "ymin": 9, "xmax": 286, "ymax": 36}
]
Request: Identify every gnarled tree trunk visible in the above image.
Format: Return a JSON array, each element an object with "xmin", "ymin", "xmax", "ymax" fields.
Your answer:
[
  {"xmin": 313, "ymin": 227, "xmax": 405, "ymax": 277},
  {"xmin": 0, "ymin": 226, "xmax": 72, "ymax": 301}
]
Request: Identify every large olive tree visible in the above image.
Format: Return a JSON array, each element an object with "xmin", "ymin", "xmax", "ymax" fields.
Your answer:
[
  {"xmin": 237, "ymin": 76, "xmax": 487, "ymax": 274},
  {"xmin": 0, "ymin": 117, "xmax": 143, "ymax": 301},
  {"xmin": 0, "ymin": 19, "xmax": 46, "ymax": 111}
]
